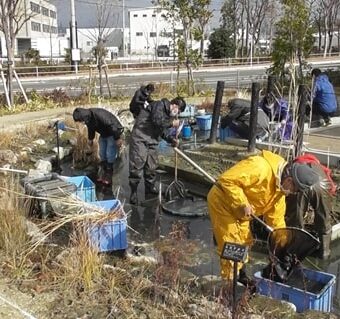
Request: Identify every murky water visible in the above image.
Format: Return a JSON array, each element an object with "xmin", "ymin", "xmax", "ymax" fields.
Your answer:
[{"xmin": 60, "ymin": 135, "xmax": 340, "ymax": 314}]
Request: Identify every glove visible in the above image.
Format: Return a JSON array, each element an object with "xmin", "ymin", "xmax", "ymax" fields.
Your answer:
[{"xmin": 171, "ymin": 138, "xmax": 179, "ymax": 147}]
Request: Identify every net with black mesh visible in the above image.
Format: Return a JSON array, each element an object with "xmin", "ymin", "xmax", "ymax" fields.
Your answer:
[{"xmin": 262, "ymin": 227, "xmax": 320, "ymax": 282}]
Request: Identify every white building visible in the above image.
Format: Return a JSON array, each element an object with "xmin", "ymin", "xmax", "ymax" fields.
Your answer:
[
  {"xmin": 64, "ymin": 27, "xmax": 129, "ymax": 61},
  {"xmin": 129, "ymin": 7, "xmax": 183, "ymax": 57},
  {"xmin": 0, "ymin": 0, "xmax": 59, "ymax": 59}
]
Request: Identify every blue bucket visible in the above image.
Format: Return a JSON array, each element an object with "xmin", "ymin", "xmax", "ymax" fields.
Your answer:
[{"xmin": 182, "ymin": 125, "xmax": 192, "ymax": 138}]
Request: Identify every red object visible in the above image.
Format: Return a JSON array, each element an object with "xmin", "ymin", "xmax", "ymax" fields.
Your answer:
[{"xmin": 294, "ymin": 153, "xmax": 337, "ymax": 195}]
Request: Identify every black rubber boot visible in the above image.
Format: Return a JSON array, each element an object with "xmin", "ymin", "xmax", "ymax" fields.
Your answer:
[
  {"xmin": 145, "ymin": 182, "xmax": 159, "ymax": 194},
  {"xmin": 97, "ymin": 161, "xmax": 107, "ymax": 183},
  {"xmin": 129, "ymin": 182, "xmax": 138, "ymax": 205},
  {"xmin": 102, "ymin": 163, "xmax": 113, "ymax": 186}
]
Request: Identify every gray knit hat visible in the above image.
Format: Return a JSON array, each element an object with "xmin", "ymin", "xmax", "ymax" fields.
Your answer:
[{"xmin": 291, "ymin": 163, "xmax": 320, "ymax": 191}]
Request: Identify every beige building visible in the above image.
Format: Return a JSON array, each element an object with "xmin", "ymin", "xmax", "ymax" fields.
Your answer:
[{"xmin": 1, "ymin": 0, "xmax": 59, "ymax": 58}]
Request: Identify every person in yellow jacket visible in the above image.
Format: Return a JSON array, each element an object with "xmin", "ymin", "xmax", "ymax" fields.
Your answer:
[{"xmin": 207, "ymin": 150, "xmax": 322, "ymax": 286}]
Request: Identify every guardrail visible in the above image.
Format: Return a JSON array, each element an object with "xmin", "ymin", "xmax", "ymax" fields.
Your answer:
[{"xmin": 1, "ymin": 53, "xmax": 339, "ymax": 79}]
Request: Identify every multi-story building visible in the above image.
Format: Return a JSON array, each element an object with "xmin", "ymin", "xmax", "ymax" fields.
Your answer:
[
  {"xmin": 0, "ymin": 0, "xmax": 59, "ymax": 58},
  {"xmin": 129, "ymin": 7, "xmax": 183, "ymax": 57}
]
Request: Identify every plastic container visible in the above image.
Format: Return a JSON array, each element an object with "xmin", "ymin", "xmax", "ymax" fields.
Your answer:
[
  {"xmin": 86, "ymin": 199, "xmax": 127, "ymax": 252},
  {"xmin": 179, "ymin": 104, "xmax": 196, "ymax": 118},
  {"xmin": 254, "ymin": 268, "xmax": 336, "ymax": 313},
  {"xmin": 66, "ymin": 176, "xmax": 96, "ymax": 202},
  {"xmin": 182, "ymin": 125, "xmax": 192, "ymax": 139},
  {"xmin": 196, "ymin": 115, "xmax": 212, "ymax": 131},
  {"xmin": 219, "ymin": 127, "xmax": 239, "ymax": 141},
  {"xmin": 21, "ymin": 173, "xmax": 77, "ymax": 218}
]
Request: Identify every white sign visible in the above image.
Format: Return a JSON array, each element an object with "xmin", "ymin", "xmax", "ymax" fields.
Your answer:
[{"xmin": 71, "ymin": 49, "xmax": 81, "ymax": 61}]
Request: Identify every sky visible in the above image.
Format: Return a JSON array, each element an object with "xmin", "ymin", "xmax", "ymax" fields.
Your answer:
[{"xmin": 51, "ymin": 0, "xmax": 221, "ymax": 30}]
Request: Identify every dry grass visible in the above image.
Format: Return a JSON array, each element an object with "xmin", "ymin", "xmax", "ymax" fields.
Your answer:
[{"xmin": 72, "ymin": 122, "xmax": 100, "ymax": 167}]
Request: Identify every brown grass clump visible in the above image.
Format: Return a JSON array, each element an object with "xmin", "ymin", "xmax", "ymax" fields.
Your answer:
[
  {"xmin": 72, "ymin": 122, "xmax": 99, "ymax": 167},
  {"xmin": 0, "ymin": 176, "xmax": 31, "ymax": 277}
]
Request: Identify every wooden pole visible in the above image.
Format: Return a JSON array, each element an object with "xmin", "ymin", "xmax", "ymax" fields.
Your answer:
[
  {"xmin": 13, "ymin": 70, "xmax": 29, "ymax": 103},
  {"xmin": 209, "ymin": 81, "xmax": 224, "ymax": 144},
  {"xmin": 0, "ymin": 65, "xmax": 12, "ymax": 109},
  {"xmin": 295, "ymin": 85, "xmax": 307, "ymax": 157},
  {"xmin": 247, "ymin": 82, "xmax": 260, "ymax": 153}
]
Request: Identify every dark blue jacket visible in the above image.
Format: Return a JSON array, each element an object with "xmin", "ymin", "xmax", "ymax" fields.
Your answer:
[{"xmin": 313, "ymin": 74, "xmax": 337, "ymax": 113}]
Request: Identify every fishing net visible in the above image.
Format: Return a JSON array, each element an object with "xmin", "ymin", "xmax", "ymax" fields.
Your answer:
[{"xmin": 262, "ymin": 227, "xmax": 320, "ymax": 282}]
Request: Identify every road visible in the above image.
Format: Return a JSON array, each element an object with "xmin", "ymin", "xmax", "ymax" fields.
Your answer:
[{"xmin": 1, "ymin": 58, "xmax": 339, "ymax": 95}]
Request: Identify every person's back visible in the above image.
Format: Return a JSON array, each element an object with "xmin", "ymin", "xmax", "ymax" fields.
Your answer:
[
  {"xmin": 73, "ymin": 107, "xmax": 123, "ymax": 139},
  {"xmin": 129, "ymin": 84, "xmax": 155, "ymax": 118},
  {"xmin": 221, "ymin": 98, "xmax": 269, "ymax": 139},
  {"xmin": 131, "ymin": 99, "xmax": 172, "ymax": 144},
  {"xmin": 314, "ymin": 74, "xmax": 337, "ymax": 114}
]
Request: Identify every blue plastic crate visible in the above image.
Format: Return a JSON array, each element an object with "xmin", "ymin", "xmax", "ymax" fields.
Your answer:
[
  {"xmin": 67, "ymin": 176, "xmax": 96, "ymax": 202},
  {"xmin": 196, "ymin": 115, "xmax": 212, "ymax": 131},
  {"xmin": 255, "ymin": 268, "xmax": 336, "ymax": 313},
  {"xmin": 86, "ymin": 200, "xmax": 127, "ymax": 252},
  {"xmin": 219, "ymin": 127, "xmax": 239, "ymax": 141}
]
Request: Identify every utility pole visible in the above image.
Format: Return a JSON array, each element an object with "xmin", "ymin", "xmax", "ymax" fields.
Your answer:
[
  {"xmin": 122, "ymin": 0, "xmax": 125, "ymax": 57},
  {"xmin": 70, "ymin": 0, "xmax": 79, "ymax": 73}
]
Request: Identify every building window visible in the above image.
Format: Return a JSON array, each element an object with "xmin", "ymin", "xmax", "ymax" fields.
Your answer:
[
  {"xmin": 42, "ymin": 7, "xmax": 49, "ymax": 16},
  {"xmin": 152, "ymin": 14, "xmax": 156, "ymax": 17},
  {"xmin": 50, "ymin": 10, "xmax": 56, "ymax": 19},
  {"xmin": 160, "ymin": 31, "xmax": 172, "ymax": 37},
  {"xmin": 31, "ymin": 21, "xmax": 41, "ymax": 32},
  {"xmin": 143, "ymin": 14, "xmax": 147, "ymax": 17},
  {"xmin": 86, "ymin": 41, "xmax": 92, "ymax": 46},
  {"xmin": 133, "ymin": 14, "xmax": 138, "ymax": 17},
  {"xmin": 150, "ymin": 32, "xmax": 156, "ymax": 37},
  {"xmin": 136, "ymin": 32, "xmax": 143, "ymax": 36},
  {"xmin": 42, "ymin": 24, "xmax": 50, "ymax": 33},
  {"xmin": 30, "ymin": 2, "xmax": 40, "ymax": 13},
  {"xmin": 51, "ymin": 26, "xmax": 58, "ymax": 34}
]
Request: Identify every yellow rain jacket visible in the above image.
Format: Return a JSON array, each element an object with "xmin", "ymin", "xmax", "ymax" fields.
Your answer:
[{"xmin": 207, "ymin": 150, "xmax": 287, "ymax": 280}]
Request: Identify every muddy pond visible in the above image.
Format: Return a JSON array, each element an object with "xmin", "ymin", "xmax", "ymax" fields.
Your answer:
[{"xmin": 59, "ymin": 132, "xmax": 340, "ymax": 315}]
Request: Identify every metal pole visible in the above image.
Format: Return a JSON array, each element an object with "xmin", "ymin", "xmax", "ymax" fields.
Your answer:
[
  {"xmin": 55, "ymin": 121, "xmax": 61, "ymax": 172},
  {"xmin": 122, "ymin": 0, "xmax": 125, "ymax": 58},
  {"xmin": 232, "ymin": 261, "xmax": 238, "ymax": 319},
  {"xmin": 70, "ymin": 0, "xmax": 78, "ymax": 73},
  {"xmin": 248, "ymin": 82, "xmax": 260, "ymax": 153},
  {"xmin": 209, "ymin": 81, "xmax": 224, "ymax": 144}
]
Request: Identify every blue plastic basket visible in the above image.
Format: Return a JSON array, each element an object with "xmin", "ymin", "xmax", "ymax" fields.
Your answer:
[
  {"xmin": 86, "ymin": 200, "xmax": 127, "ymax": 252},
  {"xmin": 196, "ymin": 115, "xmax": 212, "ymax": 131},
  {"xmin": 255, "ymin": 268, "xmax": 336, "ymax": 313},
  {"xmin": 67, "ymin": 176, "xmax": 96, "ymax": 202}
]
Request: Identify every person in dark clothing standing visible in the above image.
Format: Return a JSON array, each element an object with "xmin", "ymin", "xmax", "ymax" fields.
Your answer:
[
  {"xmin": 73, "ymin": 107, "xmax": 124, "ymax": 185},
  {"xmin": 130, "ymin": 83, "xmax": 155, "ymax": 118},
  {"xmin": 220, "ymin": 98, "xmax": 269, "ymax": 140},
  {"xmin": 129, "ymin": 97, "xmax": 186, "ymax": 205},
  {"xmin": 285, "ymin": 155, "xmax": 335, "ymax": 259}
]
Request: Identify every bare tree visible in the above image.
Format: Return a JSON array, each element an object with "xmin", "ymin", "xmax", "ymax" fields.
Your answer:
[
  {"xmin": 241, "ymin": 0, "xmax": 270, "ymax": 57},
  {"xmin": 84, "ymin": 0, "xmax": 118, "ymax": 96},
  {"xmin": 0, "ymin": 0, "xmax": 35, "ymax": 107}
]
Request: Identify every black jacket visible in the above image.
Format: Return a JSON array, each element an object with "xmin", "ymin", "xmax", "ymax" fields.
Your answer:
[
  {"xmin": 73, "ymin": 108, "xmax": 124, "ymax": 140},
  {"xmin": 129, "ymin": 86, "xmax": 153, "ymax": 117},
  {"xmin": 221, "ymin": 98, "xmax": 269, "ymax": 131},
  {"xmin": 131, "ymin": 98, "xmax": 174, "ymax": 144}
]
